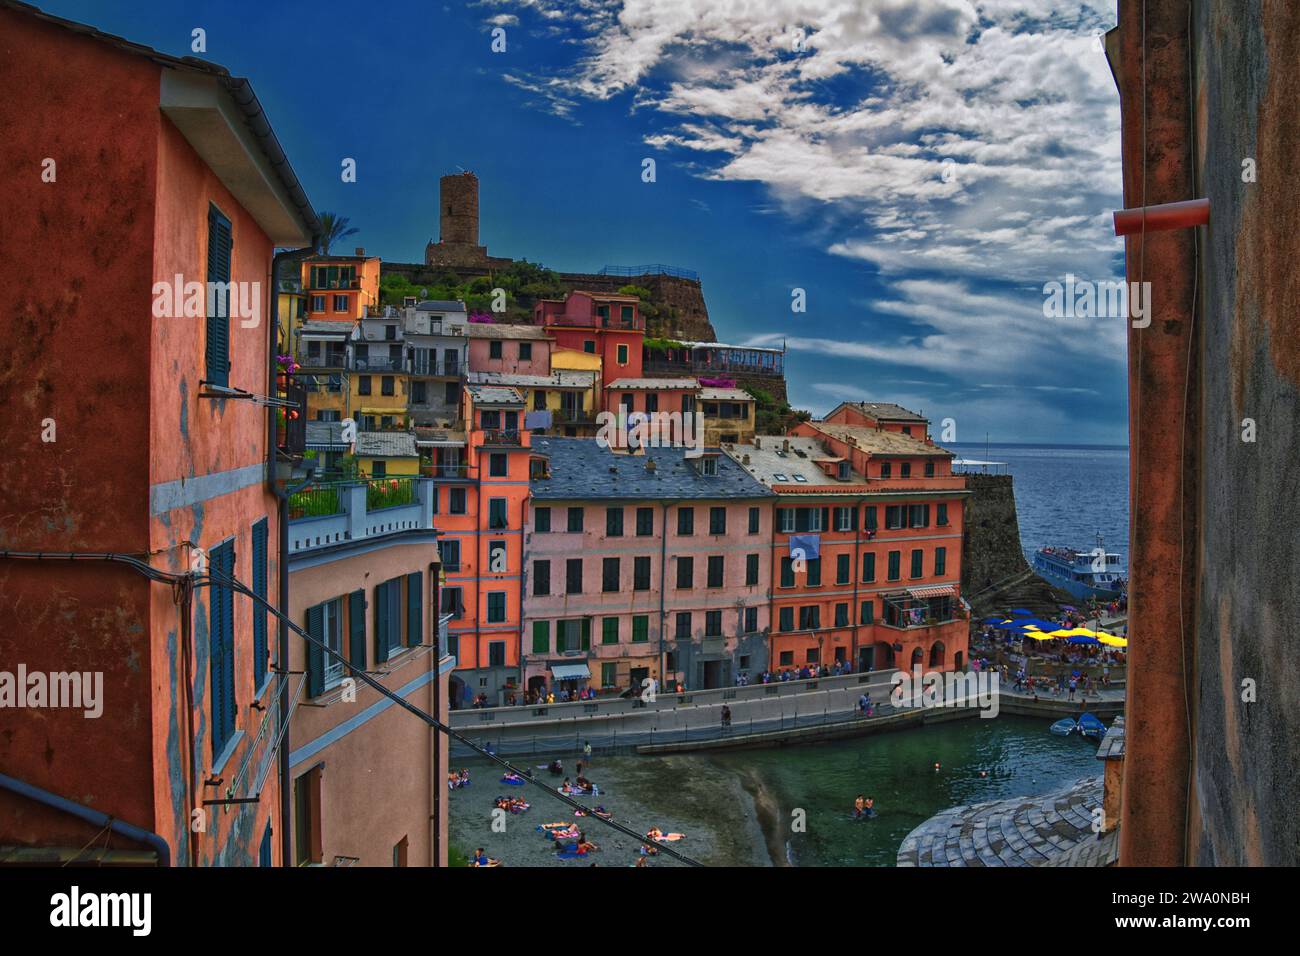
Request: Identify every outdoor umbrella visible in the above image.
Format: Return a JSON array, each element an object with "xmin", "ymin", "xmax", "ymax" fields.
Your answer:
[{"xmin": 1067, "ymin": 636, "xmax": 1100, "ymax": 645}]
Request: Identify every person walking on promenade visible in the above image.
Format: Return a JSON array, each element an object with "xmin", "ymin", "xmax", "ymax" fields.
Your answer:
[
  {"xmin": 721, "ymin": 705, "xmax": 732, "ymax": 730},
  {"xmin": 583, "ymin": 740, "xmax": 593, "ymax": 765}
]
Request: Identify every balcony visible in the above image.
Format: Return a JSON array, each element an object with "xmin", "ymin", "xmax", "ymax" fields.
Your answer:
[
  {"xmin": 880, "ymin": 592, "xmax": 960, "ymax": 630},
  {"xmin": 643, "ymin": 354, "xmax": 784, "ymax": 378},
  {"xmin": 481, "ymin": 429, "xmax": 522, "ymax": 446},
  {"xmin": 420, "ymin": 462, "xmax": 470, "ymax": 480},
  {"xmin": 351, "ymin": 355, "xmax": 407, "ymax": 373},
  {"xmin": 410, "ymin": 358, "xmax": 462, "ymax": 377},
  {"xmin": 288, "ymin": 478, "xmax": 435, "ymax": 555},
  {"xmin": 299, "ymin": 352, "xmax": 348, "ymax": 369},
  {"xmin": 550, "ymin": 409, "xmax": 596, "ymax": 426}
]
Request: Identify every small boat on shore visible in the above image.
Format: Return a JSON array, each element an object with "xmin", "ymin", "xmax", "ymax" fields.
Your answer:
[{"xmin": 1032, "ymin": 532, "xmax": 1126, "ymax": 601}]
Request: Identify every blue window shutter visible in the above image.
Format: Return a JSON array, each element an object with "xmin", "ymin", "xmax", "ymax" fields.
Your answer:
[
  {"xmin": 251, "ymin": 518, "xmax": 268, "ymax": 690},
  {"xmin": 205, "ymin": 205, "xmax": 232, "ymax": 387},
  {"xmin": 348, "ymin": 589, "xmax": 366, "ymax": 670},
  {"xmin": 259, "ymin": 822, "xmax": 273, "ymax": 867},
  {"xmin": 406, "ymin": 572, "xmax": 422, "ymax": 647},
  {"xmin": 305, "ymin": 604, "xmax": 325, "ymax": 698},
  {"xmin": 374, "ymin": 582, "xmax": 390, "ymax": 664},
  {"xmin": 223, "ymin": 542, "xmax": 237, "ymax": 746},
  {"xmin": 208, "ymin": 545, "xmax": 226, "ymax": 757}
]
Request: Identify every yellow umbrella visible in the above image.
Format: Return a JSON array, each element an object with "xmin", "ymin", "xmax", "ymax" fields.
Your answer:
[{"xmin": 1098, "ymin": 634, "xmax": 1128, "ymax": 647}]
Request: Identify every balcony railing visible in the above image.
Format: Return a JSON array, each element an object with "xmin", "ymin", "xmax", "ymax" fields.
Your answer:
[
  {"xmin": 410, "ymin": 358, "xmax": 461, "ymax": 377},
  {"xmin": 481, "ymin": 429, "xmax": 522, "ymax": 446},
  {"xmin": 551, "ymin": 409, "xmax": 595, "ymax": 426},
  {"xmin": 644, "ymin": 356, "xmax": 784, "ymax": 378},
  {"xmin": 351, "ymin": 355, "xmax": 407, "ymax": 372},
  {"xmin": 288, "ymin": 484, "xmax": 343, "ymax": 520},
  {"xmin": 421, "ymin": 463, "xmax": 469, "ymax": 479},
  {"xmin": 299, "ymin": 353, "xmax": 348, "ymax": 369}
]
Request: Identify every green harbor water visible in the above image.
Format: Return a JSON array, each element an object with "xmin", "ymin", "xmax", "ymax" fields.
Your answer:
[{"xmin": 708, "ymin": 714, "xmax": 1104, "ymax": 866}]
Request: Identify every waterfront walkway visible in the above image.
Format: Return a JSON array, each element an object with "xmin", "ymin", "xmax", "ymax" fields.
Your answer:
[{"xmin": 897, "ymin": 776, "xmax": 1114, "ymax": 867}]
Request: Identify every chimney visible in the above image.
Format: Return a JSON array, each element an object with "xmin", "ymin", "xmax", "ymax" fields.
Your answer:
[
  {"xmin": 754, "ymin": 437, "xmax": 762, "ymax": 449},
  {"xmin": 645, "ymin": 458, "xmax": 657, "ymax": 472},
  {"xmin": 355, "ymin": 246, "xmax": 365, "ymax": 256},
  {"xmin": 742, "ymin": 454, "xmax": 750, "ymax": 465},
  {"xmin": 782, "ymin": 439, "xmax": 790, "ymax": 453}
]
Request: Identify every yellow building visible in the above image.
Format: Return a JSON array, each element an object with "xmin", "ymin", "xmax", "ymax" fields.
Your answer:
[
  {"xmin": 301, "ymin": 251, "xmax": 381, "ymax": 321},
  {"xmin": 550, "ymin": 346, "xmax": 603, "ymax": 412},
  {"xmin": 350, "ymin": 310, "xmax": 409, "ymax": 430},
  {"xmin": 297, "ymin": 319, "xmax": 352, "ymax": 423},
  {"xmin": 277, "ymin": 281, "xmax": 306, "ymax": 353},
  {"xmin": 467, "ymin": 369, "xmax": 599, "ymax": 437},
  {"xmin": 700, "ymin": 386, "xmax": 757, "ymax": 446},
  {"xmin": 354, "ymin": 431, "xmax": 420, "ymax": 478}
]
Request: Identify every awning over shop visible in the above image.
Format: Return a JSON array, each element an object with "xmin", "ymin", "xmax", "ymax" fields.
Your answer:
[
  {"xmin": 908, "ymin": 585, "xmax": 956, "ymax": 599},
  {"xmin": 550, "ymin": 663, "xmax": 590, "ymax": 680}
]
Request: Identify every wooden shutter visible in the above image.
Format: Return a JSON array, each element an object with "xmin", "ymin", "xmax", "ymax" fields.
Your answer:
[
  {"xmin": 251, "ymin": 518, "xmax": 268, "ymax": 690},
  {"xmin": 580, "ymin": 617, "xmax": 590, "ymax": 651},
  {"xmin": 348, "ymin": 589, "xmax": 366, "ymax": 670},
  {"xmin": 208, "ymin": 543, "xmax": 227, "ymax": 755},
  {"xmin": 374, "ymin": 581, "xmax": 390, "ymax": 664},
  {"xmin": 406, "ymin": 571, "xmax": 423, "ymax": 646},
  {"xmin": 205, "ymin": 205, "xmax": 232, "ymax": 387},
  {"xmin": 305, "ymin": 604, "xmax": 325, "ymax": 698}
]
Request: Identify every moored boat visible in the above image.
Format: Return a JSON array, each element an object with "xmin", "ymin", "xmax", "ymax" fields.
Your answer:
[
  {"xmin": 1050, "ymin": 718, "xmax": 1078, "ymax": 736},
  {"xmin": 1032, "ymin": 532, "xmax": 1126, "ymax": 601}
]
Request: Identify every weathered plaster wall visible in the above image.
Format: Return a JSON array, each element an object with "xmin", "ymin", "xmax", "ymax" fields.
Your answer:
[{"xmin": 1189, "ymin": 0, "xmax": 1300, "ymax": 867}]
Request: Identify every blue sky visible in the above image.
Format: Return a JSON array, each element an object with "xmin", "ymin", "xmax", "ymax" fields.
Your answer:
[{"xmin": 44, "ymin": 0, "xmax": 1128, "ymax": 443}]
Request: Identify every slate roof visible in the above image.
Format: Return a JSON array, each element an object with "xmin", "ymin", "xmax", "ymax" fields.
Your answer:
[
  {"xmin": 354, "ymin": 431, "xmax": 418, "ymax": 458},
  {"xmin": 839, "ymin": 401, "xmax": 928, "ymax": 423},
  {"xmin": 530, "ymin": 437, "xmax": 774, "ymax": 501},
  {"xmin": 810, "ymin": 422, "xmax": 953, "ymax": 457},
  {"xmin": 305, "ymin": 421, "xmax": 348, "ymax": 448},
  {"xmin": 723, "ymin": 437, "xmax": 864, "ymax": 487},
  {"xmin": 468, "ymin": 370, "xmax": 596, "ymax": 389},
  {"xmin": 464, "ymin": 323, "xmax": 551, "ymax": 340},
  {"xmin": 299, "ymin": 319, "xmax": 353, "ymax": 336},
  {"xmin": 416, "ymin": 300, "xmax": 467, "ymax": 312},
  {"xmin": 466, "ymin": 384, "xmax": 525, "ymax": 405},
  {"xmin": 607, "ymin": 377, "xmax": 699, "ymax": 390},
  {"xmin": 699, "ymin": 387, "xmax": 754, "ymax": 401}
]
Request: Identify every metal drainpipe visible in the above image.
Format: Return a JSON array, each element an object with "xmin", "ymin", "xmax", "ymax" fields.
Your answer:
[
  {"xmin": 268, "ymin": 241, "xmax": 319, "ymax": 868},
  {"xmin": 658, "ymin": 500, "xmax": 672, "ymax": 690},
  {"xmin": 0, "ymin": 772, "xmax": 171, "ymax": 867}
]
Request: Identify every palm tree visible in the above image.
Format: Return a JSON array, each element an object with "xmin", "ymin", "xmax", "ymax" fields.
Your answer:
[{"xmin": 317, "ymin": 212, "xmax": 359, "ymax": 255}]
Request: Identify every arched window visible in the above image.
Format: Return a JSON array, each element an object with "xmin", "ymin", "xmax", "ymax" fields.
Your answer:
[{"xmin": 929, "ymin": 641, "xmax": 946, "ymax": 667}]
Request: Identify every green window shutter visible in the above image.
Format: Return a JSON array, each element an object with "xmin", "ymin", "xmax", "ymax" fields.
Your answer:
[
  {"xmin": 580, "ymin": 617, "xmax": 590, "ymax": 651},
  {"xmin": 305, "ymin": 604, "xmax": 325, "ymax": 698},
  {"xmin": 602, "ymin": 617, "xmax": 619, "ymax": 644},
  {"xmin": 348, "ymin": 590, "xmax": 366, "ymax": 670},
  {"xmin": 407, "ymin": 571, "xmax": 423, "ymax": 646},
  {"xmin": 532, "ymin": 621, "xmax": 549, "ymax": 655},
  {"xmin": 251, "ymin": 518, "xmax": 268, "ymax": 691},
  {"xmin": 205, "ymin": 205, "xmax": 232, "ymax": 387},
  {"xmin": 632, "ymin": 616, "xmax": 648, "ymax": 643},
  {"xmin": 374, "ymin": 582, "xmax": 391, "ymax": 664}
]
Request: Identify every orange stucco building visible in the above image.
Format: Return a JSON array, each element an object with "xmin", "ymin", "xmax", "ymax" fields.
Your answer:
[{"xmin": 0, "ymin": 2, "xmax": 318, "ymax": 865}]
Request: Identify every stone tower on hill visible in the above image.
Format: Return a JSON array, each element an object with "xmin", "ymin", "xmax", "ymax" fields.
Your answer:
[{"xmin": 425, "ymin": 171, "xmax": 512, "ymax": 269}]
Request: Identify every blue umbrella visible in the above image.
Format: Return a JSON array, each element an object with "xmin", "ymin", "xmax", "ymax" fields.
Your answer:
[
  {"xmin": 1067, "ymin": 636, "xmax": 1099, "ymax": 645},
  {"xmin": 1011, "ymin": 608, "xmax": 1033, "ymax": 615}
]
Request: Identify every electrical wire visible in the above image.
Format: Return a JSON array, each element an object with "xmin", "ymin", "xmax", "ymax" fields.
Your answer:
[{"xmin": 0, "ymin": 548, "xmax": 704, "ymax": 866}]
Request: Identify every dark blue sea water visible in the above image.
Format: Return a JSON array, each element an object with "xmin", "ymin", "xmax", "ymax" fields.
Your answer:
[{"xmin": 950, "ymin": 443, "xmax": 1130, "ymax": 565}]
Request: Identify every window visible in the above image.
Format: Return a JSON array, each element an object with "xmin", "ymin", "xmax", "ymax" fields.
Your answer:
[
  {"xmin": 885, "ymin": 505, "xmax": 904, "ymax": 530},
  {"xmin": 836, "ymin": 553, "xmax": 851, "ymax": 585},
  {"xmin": 441, "ymin": 587, "xmax": 464, "ymax": 619},
  {"xmin": 372, "ymin": 460, "xmax": 387, "ymax": 478},
  {"xmin": 487, "ymin": 592, "xmax": 506, "ymax": 624},
  {"xmin": 677, "ymin": 507, "xmax": 694, "ymax": 535},
  {"xmin": 489, "ymin": 340, "xmax": 503, "ymax": 359},
  {"xmin": 293, "ymin": 767, "xmax": 322, "ymax": 866},
  {"xmin": 778, "ymin": 508, "xmax": 796, "ymax": 533},
  {"xmin": 675, "ymin": 612, "xmax": 692, "ymax": 640},
  {"xmin": 519, "ymin": 342, "xmax": 532, "ymax": 360},
  {"xmin": 411, "ymin": 380, "xmax": 427, "ymax": 404},
  {"xmin": 357, "ymin": 376, "xmax": 372, "ymax": 396},
  {"xmin": 910, "ymin": 549, "xmax": 924, "ymax": 578},
  {"xmin": 438, "ymin": 542, "xmax": 461, "ymax": 576},
  {"xmin": 488, "ymin": 641, "xmax": 506, "ymax": 666},
  {"xmin": 799, "ymin": 606, "xmax": 820, "ymax": 630},
  {"xmin": 909, "ymin": 504, "xmax": 930, "ymax": 528},
  {"xmin": 744, "ymin": 607, "xmax": 758, "ymax": 633},
  {"xmin": 676, "ymin": 557, "xmax": 694, "ymax": 589},
  {"xmin": 533, "ymin": 389, "xmax": 546, "ymax": 410},
  {"xmin": 606, "ymin": 507, "xmax": 624, "ymax": 537},
  {"xmin": 779, "ymin": 607, "xmax": 794, "ymax": 632},
  {"xmin": 888, "ymin": 551, "xmax": 901, "ymax": 581},
  {"xmin": 937, "ymin": 503, "xmax": 949, "ymax": 526},
  {"xmin": 779, "ymin": 650, "xmax": 794, "ymax": 666},
  {"xmin": 567, "ymin": 507, "xmax": 584, "ymax": 532},
  {"xmin": 489, "ymin": 453, "xmax": 508, "ymax": 477},
  {"xmin": 333, "ymin": 294, "xmax": 348, "ymax": 312},
  {"xmin": 860, "ymin": 600, "xmax": 874, "ymax": 625},
  {"xmin": 880, "ymin": 462, "xmax": 892, "ymax": 479},
  {"xmin": 700, "ymin": 457, "xmax": 718, "ymax": 476},
  {"xmin": 805, "ymin": 647, "xmax": 820, "ymax": 664},
  {"xmin": 925, "ymin": 461, "xmax": 935, "ymax": 477},
  {"xmin": 533, "ymin": 560, "xmax": 551, "ymax": 596},
  {"xmin": 405, "ymin": 571, "xmax": 424, "ymax": 649},
  {"xmin": 617, "ymin": 344, "xmax": 629, "ymax": 364},
  {"xmin": 208, "ymin": 539, "xmax": 236, "ymax": 758},
  {"xmin": 746, "ymin": 553, "xmax": 759, "ymax": 586},
  {"xmin": 601, "ymin": 617, "xmax": 619, "ymax": 645},
  {"xmin": 835, "ymin": 603, "xmax": 850, "ymax": 627},
  {"xmin": 838, "ymin": 461, "xmax": 851, "ymax": 480},
  {"xmin": 532, "ymin": 621, "xmax": 550, "ymax": 654},
  {"xmin": 251, "ymin": 518, "xmax": 268, "ymax": 691},
  {"xmin": 705, "ymin": 610, "xmax": 722, "ymax": 637},
  {"xmin": 310, "ymin": 294, "xmax": 325, "ymax": 312},
  {"xmin": 583, "ymin": 340, "xmax": 596, "ymax": 354},
  {"xmin": 535, "ymin": 507, "xmax": 551, "ymax": 532},
  {"xmin": 602, "ymin": 557, "xmax": 620, "ymax": 592},
  {"xmin": 707, "ymin": 555, "xmax": 724, "ymax": 588},
  {"xmin": 646, "ymin": 393, "xmax": 658, "ymax": 413},
  {"xmin": 450, "ymin": 488, "xmax": 467, "ymax": 514},
  {"xmin": 901, "ymin": 462, "xmax": 912, "ymax": 478},
  {"xmin": 621, "ymin": 305, "xmax": 634, "ymax": 325},
  {"xmin": 633, "ymin": 556, "xmax": 651, "ymax": 590},
  {"xmin": 488, "ymin": 498, "xmax": 508, "ymax": 530},
  {"xmin": 636, "ymin": 507, "xmax": 654, "ymax": 536},
  {"xmin": 709, "ymin": 507, "xmax": 726, "ymax": 535},
  {"xmin": 748, "ymin": 507, "xmax": 760, "ymax": 534},
  {"xmin": 806, "ymin": 558, "xmax": 822, "ymax": 587},
  {"xmin": 780, "ymin": 557, "xmax": 795, "ymax": 588},
  {"xmin": 371, "ymin": 578, "xmax": 403, "ymax": 664},
  {"xmin": 566, "ymin": 559, "xmax": 584, "ymax": 594},
  {"xmin": 205, "ymin": 205, "xmax": 232, "ymax": 388},
  {"xmin": 935, "ymin": 547, "xmax": 947, "ymax": 576},
  {"xmin": 602, "ymin": 662, "xmax": 618, "ymax": 687},
  {"xmin": 862, "ymin": 552, "xmax": 876, "ymax": 583},
  {"xmin": 632, "ymin": 616, "xmax": 649, "ymax": 643}
]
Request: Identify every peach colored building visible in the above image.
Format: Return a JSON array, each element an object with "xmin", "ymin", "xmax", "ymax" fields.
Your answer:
[
  {"xmin": 286, "ymin": 478, "xmax": 452, "ymax": 866},
  {"xmin": 523, "ymin": 438, "xmax": 774, "ymax": 695},
  {"xmin": 0, "ymin": 3, "xmax": 318, "ymax": 866},
  {"xmin": 466, "ymin": 323, "xmax": 553, "ymax": 377}
]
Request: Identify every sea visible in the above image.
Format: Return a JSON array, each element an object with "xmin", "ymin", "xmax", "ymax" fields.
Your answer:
[{"xmin": 950, "ymin": 443, "xmax": 1131, "ymax": 565}]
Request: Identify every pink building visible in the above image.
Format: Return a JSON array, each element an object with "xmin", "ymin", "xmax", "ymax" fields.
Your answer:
[
  {"xmin": 465, "ymin": 324, "xmax": 553, "ymax": 377},
  {"xmin": 522, "ymin": 438, "xmax": 774, "ymax": 696}
]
